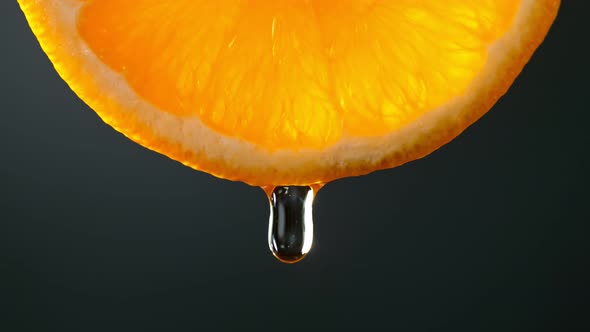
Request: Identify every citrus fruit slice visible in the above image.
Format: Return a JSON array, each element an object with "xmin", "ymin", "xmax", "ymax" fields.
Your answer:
[{"xmin": 18, "ymin": 0, "xmax": 559, "ymax": 186}]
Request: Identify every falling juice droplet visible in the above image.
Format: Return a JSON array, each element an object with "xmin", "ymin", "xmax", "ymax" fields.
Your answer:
[{"xmin": 266, "ymin": 185, "xmax": 319, "ymax": 264}]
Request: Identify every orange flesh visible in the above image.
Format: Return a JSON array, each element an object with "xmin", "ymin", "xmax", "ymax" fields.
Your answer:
[{"xmin": 78, "ymin": 0, "xmax": 519, "ymax": 150}]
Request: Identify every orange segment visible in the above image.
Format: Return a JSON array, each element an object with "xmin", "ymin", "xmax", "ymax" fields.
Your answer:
[
  {"xmin": 315, "ymin": 1, "xmax": 519, "ymax": 136},
  {"xmin": 17, "ymin": 0, "xmax": 560, "ymax": 186},
  {"xmin": 78, "ymin": 1, "xmax": 242, "ymax": 116},
  {"xmin": 78, "ymin": 0, "xmax": 340, "ymax": 149}
]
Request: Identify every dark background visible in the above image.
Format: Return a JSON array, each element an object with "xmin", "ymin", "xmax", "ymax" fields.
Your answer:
[{"xmin": 1, "ymin": 1, "xmax": 588, "ymax": 331}]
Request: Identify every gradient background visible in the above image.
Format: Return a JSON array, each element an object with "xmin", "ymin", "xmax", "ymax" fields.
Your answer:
[{"xmin": 1, "ymin": 1, "xmax": 588, "ymax": 331}]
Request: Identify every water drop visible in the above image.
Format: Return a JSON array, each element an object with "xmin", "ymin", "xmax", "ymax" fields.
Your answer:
[{"xmin": 266, "ymin": 185, "xmax": 319, "ymax": 264}]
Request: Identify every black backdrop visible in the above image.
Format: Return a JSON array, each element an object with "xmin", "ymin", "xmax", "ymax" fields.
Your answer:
[{"xmin": 1, "ymin": 1, "xmax": 588, "ymax": 331}]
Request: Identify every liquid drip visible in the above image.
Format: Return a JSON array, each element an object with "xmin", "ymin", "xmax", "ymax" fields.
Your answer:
[{"xmin": 266, "ymin": 186, "xmax": 317, "ymax": 264}]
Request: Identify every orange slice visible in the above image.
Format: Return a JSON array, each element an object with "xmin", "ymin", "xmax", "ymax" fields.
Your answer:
[{"xmin": 18, "ymin": 0, "xmax": 559, "ymax": 186}]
